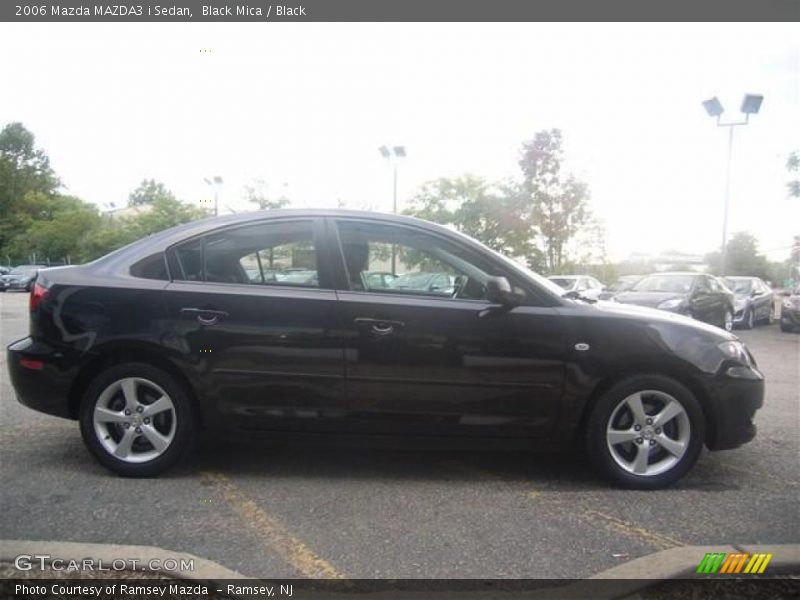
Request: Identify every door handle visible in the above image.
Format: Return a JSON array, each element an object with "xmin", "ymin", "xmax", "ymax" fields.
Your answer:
[
  {"xmin": 181, "ymin": 307, "xmax": 229, "ymax": 326},
  {"xmin": 353, "ymin": 317, "xmax": 405, "ymax": 336}
]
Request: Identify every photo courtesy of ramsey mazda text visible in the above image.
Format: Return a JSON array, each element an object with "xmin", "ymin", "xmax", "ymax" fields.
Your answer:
[{"xmin": 7, "ymin": 210, "xmax": 765, "ymax": 489}]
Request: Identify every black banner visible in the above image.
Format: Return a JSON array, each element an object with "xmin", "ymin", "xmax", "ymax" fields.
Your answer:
[
  {"xmin": 2, "ymin": 0, "xmax": 798, "ymax": 22},
  {"xmin": 3, "ymin": 578, "xmax": 800, "ymax": 600}
]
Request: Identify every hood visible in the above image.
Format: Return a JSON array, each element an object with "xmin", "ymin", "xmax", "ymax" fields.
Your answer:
[
  {"xmin": 614, "ymin": 291, "xmax": 686, "ymax": 308},
  {"xmin": 583, "ymin": 299, "xmax": 737, "ymax": 340}
]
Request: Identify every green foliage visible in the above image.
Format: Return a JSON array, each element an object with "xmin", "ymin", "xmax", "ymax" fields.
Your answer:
[
  {"xmin": 1, "ymin": 123, "xmax": 209, "ymax": 264},
  {"xmin": 0, "ymin": 123, "xmax": 60, "ymax": 253},
  {"xmin": 128, "ymin": 179, "xmax": 176, "ymax": 207},
  {"xmin": 244, "ymin": 179, "xmax": 290, "ymax": 211},
  {"xmin": 519, "ymin": 129, "xmax": 592, "ymax": 272},
  {"xmin": 705, "ymin": 232, "xmax": 770, "ymax": 278},
  {"xmin": 404, "ymin": 174, "xmax": 543, "ymax": 270}
]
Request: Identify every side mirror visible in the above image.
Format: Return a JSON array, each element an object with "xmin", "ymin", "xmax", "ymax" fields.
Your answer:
[{"xmin": 486, "ymin": 276, "xmax": 523, "ymax": 306}]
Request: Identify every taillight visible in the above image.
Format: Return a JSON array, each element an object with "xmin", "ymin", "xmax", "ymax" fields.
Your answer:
[{"xmin": 30, "ymin": 281, "xmax": 50, "ymax": 312}]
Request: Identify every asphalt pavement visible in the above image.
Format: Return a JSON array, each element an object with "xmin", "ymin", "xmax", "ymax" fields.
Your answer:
[{"xmin": 1, "ymin": 290, "xmax": 798, "ymax": 579}]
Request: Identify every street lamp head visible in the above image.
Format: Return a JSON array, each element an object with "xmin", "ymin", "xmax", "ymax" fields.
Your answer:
[
  {"xmin": 393, "ymin": 146, "xmax": 407, "ymax": 158},
  {"xmin": 213, "ymin": 176, "xmax": 223, "ymax": 184},
  {"xmin": 740, "ymin": 94, "xmax": 763, "ymax": 115},
  {"xmin": 378, "ymin": 145, "xmax": 391, "ymax": 158},
  {"xmin": 702, "ymin": 96, "xmax": 724, "ymax": 118}
]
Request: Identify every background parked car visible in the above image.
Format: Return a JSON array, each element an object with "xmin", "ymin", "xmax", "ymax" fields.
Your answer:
[
  {"xmin": 723, "ymin": 276, "xmax": 774, "ymax": 329},
  {"xmin": 547, "ymin": 275, "xmax": 605, "ymax": 300},
  {"xmin": 780, "ymin": 286, "xmax": 800, "ymax": 332},
  {"xmin": 365, "ymin": 271, "xmax": 398, "ymax": 289},
  {"xmin": 0, "ymin": 265, "xmax": 40, "ymax": 292},
  {"xmin": 615, "ymin": 272, "xmax": 735, "ymax": 331},
  {"xmin": 598, "ymin": 275, "xmax": 642, "ymax": 300},
  {"xmin": 388, "ymin": 271, "xmax": 455, "ymax": 295}
]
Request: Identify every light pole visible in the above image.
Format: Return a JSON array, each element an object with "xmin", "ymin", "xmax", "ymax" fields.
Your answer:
[
  {"xmin": 378, "ymin": 145, "xmax": 407, "ymax": 274},
  {"xmin": 702, "ymin": 94, "xmax": 763, "ymax": 276},
  {"xmin": 204, "ymin": 176, "xmax": 224, "ymax": 217}
]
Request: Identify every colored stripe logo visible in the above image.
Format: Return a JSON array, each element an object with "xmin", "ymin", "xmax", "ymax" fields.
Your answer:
[{"xmin": 696, "ymin": 552, "xmax": 772, "ymax": 574}]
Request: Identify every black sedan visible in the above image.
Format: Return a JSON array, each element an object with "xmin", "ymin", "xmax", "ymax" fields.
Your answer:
[
  {"xmin": 723, "ymin": 276, "xmax": 775, "ymax": 329},
  {"xmin": 615, "ymin": 272, "xmax": 735, "ymax": 331},
  {"xmin": 0, "ymin": 265, "xmax": 40, "ymax": 292},
  {"xmin": 780, "ymin": 286, "xmax": 800, "ymax": 332},
  {"xmin": 7, "ymin": 210, "xmax": 764, "ymax": 489}
]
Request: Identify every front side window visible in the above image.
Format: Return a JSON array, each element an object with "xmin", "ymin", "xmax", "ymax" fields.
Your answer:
[
  {"xmin": 173, "ymin": 220, "xmax": 319, "ymax": 288},
  {"xmin": 335, "ymin": 220, "xmax": 521, "ymax": 301}
]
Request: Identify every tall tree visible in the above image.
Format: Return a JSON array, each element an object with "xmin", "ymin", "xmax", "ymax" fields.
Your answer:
[
  {"xmin": 128, "ymin": 179, "xmax": 176, "ymax": 206},
  {"xmin": 404, "ymin": 175, "xmax": 541, "ymax": 267},
  {"xmin": 705, "ymin": 232, "xmax": 769, "ymax": 278},
  {"xmin": 244, "ymin": 179, "xmax": 290, "ymax": 211},
  {"xmin": 0, "ymin": 122, "xmax": 60, "ymax": 252},
  {"xmin": 519, "ymin": 129, "xmax": 591, "ymax": 272}
]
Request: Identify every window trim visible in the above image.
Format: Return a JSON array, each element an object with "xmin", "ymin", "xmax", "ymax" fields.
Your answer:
[{"xmin": 165, "ymin": 217, "xmax": 331, "ymax": 291}]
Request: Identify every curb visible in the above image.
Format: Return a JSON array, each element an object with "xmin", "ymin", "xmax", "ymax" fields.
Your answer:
[{"xmin": 0, "ymin": 539, "xmax": 248, "ymax": 581}]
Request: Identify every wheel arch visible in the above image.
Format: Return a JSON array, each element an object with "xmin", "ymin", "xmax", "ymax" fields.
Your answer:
[
  {"xmin": 575, "ymin": 363, "xmax": 716, "ymax": 448},
  {"xmin": 67, "ymin": 343, "xmax": 203, "ymax": 426}
]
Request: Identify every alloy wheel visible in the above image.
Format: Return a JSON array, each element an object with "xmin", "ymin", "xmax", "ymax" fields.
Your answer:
[
  {"xmin": 605, "ymin": 390, "xmax": 691, "ymax": 477},
  {"xmin": 92, "ymin": 377, "xmax": 176, "ymax": 463}
]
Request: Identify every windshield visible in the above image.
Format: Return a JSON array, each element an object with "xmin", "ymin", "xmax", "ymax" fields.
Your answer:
[
  {"xmin": 724, "ymin": 278, "xmax": 752, "ymax": 294},
  {"xmin": 10, "ymin": 266, "xmax": 37, "ymax": 275},
  {"xmin": 632, "ymin": 274, "xmax": 694, "ymax": 293},
  {"xmin": 548, "ymin": 278, "xmax": 577, "ymax": 290}
]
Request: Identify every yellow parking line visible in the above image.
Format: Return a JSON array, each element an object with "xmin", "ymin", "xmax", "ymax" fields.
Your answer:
[
  {"xmin": 200, "ymin": 472, "xmax": 346, "ymax": 579},
  {"xmin": 577, "ymin": 509, "xmax": 684, "ymax": 549}
]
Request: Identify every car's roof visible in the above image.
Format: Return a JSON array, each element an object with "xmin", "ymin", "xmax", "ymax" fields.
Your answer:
[
  {"xmin": 86, "ymin": 209, "xmax": 441, "ymax": 271},
  {"xmin": 646, "ymin": 271, "xmax": 700, "ymax": 276},
  {"xmin": 548, "ymin": 275, "xmax": 584, "ymax": 279},
  {"xmin": 724, "ymin": 276, "xmax": 757, "ymax": 280}
]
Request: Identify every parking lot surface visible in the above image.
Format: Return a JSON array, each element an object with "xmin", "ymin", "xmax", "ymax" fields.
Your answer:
[{"xmin": 1, "ymin": 290, "xmax": 798, "ymax": 578}]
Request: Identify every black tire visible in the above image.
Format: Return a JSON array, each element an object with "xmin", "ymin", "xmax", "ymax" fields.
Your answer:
[
  {"xmin": 585, "ymin": 374, "xmax": 705, "ymax": 490},
  {"xmin": 781, "ymin": 321, "xmax": 793, "ymax": 333},
  {"xmin": 79, "ymin": 362, "xmax": 196, "ymax": 477}
]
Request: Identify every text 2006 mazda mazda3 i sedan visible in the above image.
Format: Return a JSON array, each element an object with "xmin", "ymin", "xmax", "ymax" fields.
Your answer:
[{"xmin": 7, "ymin": 210, "xmax": 764, "ymax": 488}]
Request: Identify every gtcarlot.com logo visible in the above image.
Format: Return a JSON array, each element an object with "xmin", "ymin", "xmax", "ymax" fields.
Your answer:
[
  {"xmin": 14, "ymin": 554, "xmax": 194, "ymax": 572},
  {"xmin": 696, "ymin": 552, "xmax": 773, "ymax": 574}
]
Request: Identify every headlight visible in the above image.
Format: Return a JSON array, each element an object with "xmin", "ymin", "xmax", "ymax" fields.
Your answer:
[
  {"xmin": 734, "ymin": 298, "xmax": 747, "ymax": 311},
  {"xmin": 784, "ymin": 299, "xmax": 793, "ymax": 309},
  {"xmin": 718, "ymin": 340, "xmax": 751, "ymax": 366},
  {"xmin": 658, "ymin": 298, "xmax": 684, "ymax": 310}
]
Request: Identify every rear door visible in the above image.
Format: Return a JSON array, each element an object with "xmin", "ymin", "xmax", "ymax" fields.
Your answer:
[
  {"xmin": 330, "ymin": 218, "xmax": 567, "ymax": 438},
  {"xmin": 163, "ymin": 218, "xmax": 346, "ymax": 432}
]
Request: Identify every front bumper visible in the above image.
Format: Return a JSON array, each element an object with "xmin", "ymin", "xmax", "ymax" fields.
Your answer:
[
  {"xmin": 781, "ymin": 307, "xmax": 800, "ymax": 327},
  {"xmin": 7, "ymin": 336, "xmax": 84, "ymax": 420},
  {"xmin": 704, "ymin": 364, "xmax": 764, "ymax": 451}
]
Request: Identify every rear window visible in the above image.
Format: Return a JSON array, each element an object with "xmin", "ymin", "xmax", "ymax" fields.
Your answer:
[{"xmin": 130, "ymin": 253, "xmax": 169, "ymax": 281}]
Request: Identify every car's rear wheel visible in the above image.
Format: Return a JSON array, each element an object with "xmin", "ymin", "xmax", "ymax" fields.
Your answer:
[
  {"xmin": 79, "ymin": 363, "xmax": 196, "ymax": 477},
  {"xmin": 585, "ymin": 374, "xmax": 705, "ymax": 489}
]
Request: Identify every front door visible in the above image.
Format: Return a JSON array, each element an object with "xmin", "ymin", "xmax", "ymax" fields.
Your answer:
[
  {"xmin": 164, "ymin": 218, "xmax": 345, "ymax": 432},
  {"xmin": 331, "ymin": 218, "xmax": 567, "ymax": 438}
]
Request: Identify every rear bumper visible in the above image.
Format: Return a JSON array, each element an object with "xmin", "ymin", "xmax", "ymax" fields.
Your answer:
[
  {"xmin": 705, "ymin": 366, "xmax": 764, "ymax": 451},
  {"xmin": 7, "ymin": 336, "xmax": 84, "ymax": 420}
]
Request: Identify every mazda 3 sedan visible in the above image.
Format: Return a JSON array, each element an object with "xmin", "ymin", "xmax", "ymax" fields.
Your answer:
[{"xmin": 7, "ymin": 210, "xmax": 764, "ymax": 488}]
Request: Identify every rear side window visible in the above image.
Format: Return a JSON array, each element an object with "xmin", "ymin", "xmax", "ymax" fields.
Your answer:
[
  {"xmin": 130, "ymin": 253, "xmax": 168, "ymax": 281},
  {"xmin": 172, "ymin": 220, "xmax": 320, "ymax": 288}
]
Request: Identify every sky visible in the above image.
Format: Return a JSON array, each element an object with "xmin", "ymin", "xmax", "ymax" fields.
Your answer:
[{"xmin": 1, "ymin": 22, "xmax": 798, "ymax": 262}]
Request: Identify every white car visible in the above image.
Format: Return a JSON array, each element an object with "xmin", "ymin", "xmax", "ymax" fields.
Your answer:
[{"xmin": 547, "ymin": 275, "xmax": 605, "ymax": 300}]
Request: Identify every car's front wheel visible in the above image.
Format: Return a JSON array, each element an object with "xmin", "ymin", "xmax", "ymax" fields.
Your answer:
[
  {"xmin": 585, "ymin": 374, "xmax": 705, "ymax": 489},
  {"xmin": 79, "ymin": 363, "xmax": 196, "ymax": 477}
]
